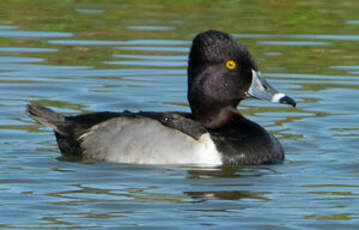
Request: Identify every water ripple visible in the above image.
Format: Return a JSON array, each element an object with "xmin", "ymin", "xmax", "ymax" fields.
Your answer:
[
  {"xmin": 103, "ymin": 61, "xmax": 187, "ymax": 67},
  {"xmin": 331, "ymin": 66, "xmax": 359, "ymax": 70},
  {"xmin": 48, "ymin": 40, "xmax": 189, "ymax": 46},
  {"xmin": 0, "ymin": 47, "xmax": 58, "ymax": 53},
  {"xmin": 114, "ymin": 54, "xmax": 187, "ymax": 61},
  {"xmin": 75, "ymin": 9, "xmax": 104, "ymax": 14},
  {"xmin": 258, "ymin": 41, "xmax": 330, "ymax": 46},
  {"xmin": 0, "ymin": 25, "xmax": 18, "ymax": 30},
  {"xmin": 0, "ymin": 31, "xmax": 73, "ymax": 38},
  {"xmin": 0, "ymin": 57, "xmax": 44, "ymax": 63},
  {"xmin": 345, "ymin": 20, "xmax": 359, "ymax": 25},
  {"xmin": 235, "ymin": 33, "xmax": 359, "ymax": 41},
  {"xmin": 116, "ymin": 46, "xmax": 189, "ymax": 53},
  {"xmin": 127, "ymin": 26, "xmax": 175, "ymax": 31}
]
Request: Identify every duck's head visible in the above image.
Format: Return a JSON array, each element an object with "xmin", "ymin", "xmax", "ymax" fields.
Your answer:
[{"xmin": 187, "ymin": 30, "xmax": 296, "ymax": 128}]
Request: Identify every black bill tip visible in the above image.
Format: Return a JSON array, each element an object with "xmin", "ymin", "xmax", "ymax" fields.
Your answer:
[{"xmin": 279, "ymin": 96, "xmax": 296, "ymax": 107}]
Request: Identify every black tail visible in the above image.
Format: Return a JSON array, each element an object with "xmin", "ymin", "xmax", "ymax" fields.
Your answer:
[
  {"xmin": 26, "ymin": 103, "xmax": 85, "ymax": 157},
  {"xmin": 26, "ymin": 103, "xmax": 66, "ymax": 135}
]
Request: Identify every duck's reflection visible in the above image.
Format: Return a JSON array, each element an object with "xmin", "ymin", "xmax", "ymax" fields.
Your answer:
[
  {"xmin": 186, "ymin": 165, "xmax": 279, "ymax": 179},
  {"xmin": 185, "ymin": 190, "xmax": 269, "ymax": 202},
  {"xmin": 183, "ymin": 166, "xmax": 276, "ymax": 201}
]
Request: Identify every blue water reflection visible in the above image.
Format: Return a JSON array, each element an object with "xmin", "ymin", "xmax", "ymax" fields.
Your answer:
[{"xmin": 0, "ymin": 0, "xmax": 358, "ymax": 229}]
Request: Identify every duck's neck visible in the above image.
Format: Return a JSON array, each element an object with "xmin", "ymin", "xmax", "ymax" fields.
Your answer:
[{"xmin": 192, "ymin": 106, "xmax": 240, "ymax": 129}]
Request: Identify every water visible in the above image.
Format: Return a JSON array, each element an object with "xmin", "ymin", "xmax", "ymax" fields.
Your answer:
[{"xmin": 1, "ymin": 0, "xmax": 359, "ymax": 229}]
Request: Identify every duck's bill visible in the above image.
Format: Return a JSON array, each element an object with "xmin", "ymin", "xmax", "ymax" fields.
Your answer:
[{"xmin": 246, "ymin": 70, "xmax": 296, "ymax": 107}]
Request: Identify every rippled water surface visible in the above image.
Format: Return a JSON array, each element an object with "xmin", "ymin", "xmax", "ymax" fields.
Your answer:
[{"xmin": 1, "ymin": 0, "xmax": 359, "ymax": 229}]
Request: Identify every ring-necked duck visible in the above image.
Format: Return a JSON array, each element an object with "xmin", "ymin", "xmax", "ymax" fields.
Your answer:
[{"xmin": 27, "ymin": 30, "xmax": 296, "ymax": 166}]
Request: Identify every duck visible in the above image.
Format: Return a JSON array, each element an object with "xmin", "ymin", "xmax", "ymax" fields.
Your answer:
[{"xmin": 27, "ymin": 30, "xmax": 296, "ymax": 166}]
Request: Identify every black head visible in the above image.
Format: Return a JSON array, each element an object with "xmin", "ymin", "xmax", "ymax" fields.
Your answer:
[
  {"xmin": 187, "ymin": 30, "xmax": 295, "ymax": 128},
  {"xmin": 187, "ymin": 30, "xmax": 257, "ymax": 127},
  {"xmin": 188, "ymin": 30, "xmax": 257, "ymax": 89}
]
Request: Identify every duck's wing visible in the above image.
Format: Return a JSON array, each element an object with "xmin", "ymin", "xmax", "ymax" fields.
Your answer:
[
  {"xmin": 26, "ymin": 103, "xmax": 208, "ymax": 159},
  {"xmin": 136, "ymin": 111, "xmax": 207, "ymax": 140}
]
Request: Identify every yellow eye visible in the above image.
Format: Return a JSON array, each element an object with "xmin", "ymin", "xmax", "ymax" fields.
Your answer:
[{"xmin": 225, "ymin": 60, "xmax": 237, "ymax": 70}]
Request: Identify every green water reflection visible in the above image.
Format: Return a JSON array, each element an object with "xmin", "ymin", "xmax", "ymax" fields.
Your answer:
[
  {"xmin": 1, "ymin": 0, "xmax": 359, "ymax": 228},
  {"xmin": 1, "ymin": 0, "xmax": 359, "ymax": 74}
]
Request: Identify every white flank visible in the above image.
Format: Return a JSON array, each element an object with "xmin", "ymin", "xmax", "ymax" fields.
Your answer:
[{"xmin": 79, "ymin": 117, "xmax": 222, "ymax": 166}]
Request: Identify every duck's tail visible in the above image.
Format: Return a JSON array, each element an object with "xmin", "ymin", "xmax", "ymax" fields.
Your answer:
[{"xmin": 26, "ymin": 103, "xmax": 66, "ymax": 134}]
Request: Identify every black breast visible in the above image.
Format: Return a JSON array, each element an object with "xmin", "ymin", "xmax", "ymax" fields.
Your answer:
[{"xmin": 208, "ymin": 115, "xmax": 284, "ymax": 165}]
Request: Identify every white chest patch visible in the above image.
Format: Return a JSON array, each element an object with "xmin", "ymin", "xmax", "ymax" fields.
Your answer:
[{"xmin": 79, "ymin": 117, "xmax": 222, "ymax": 166}]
